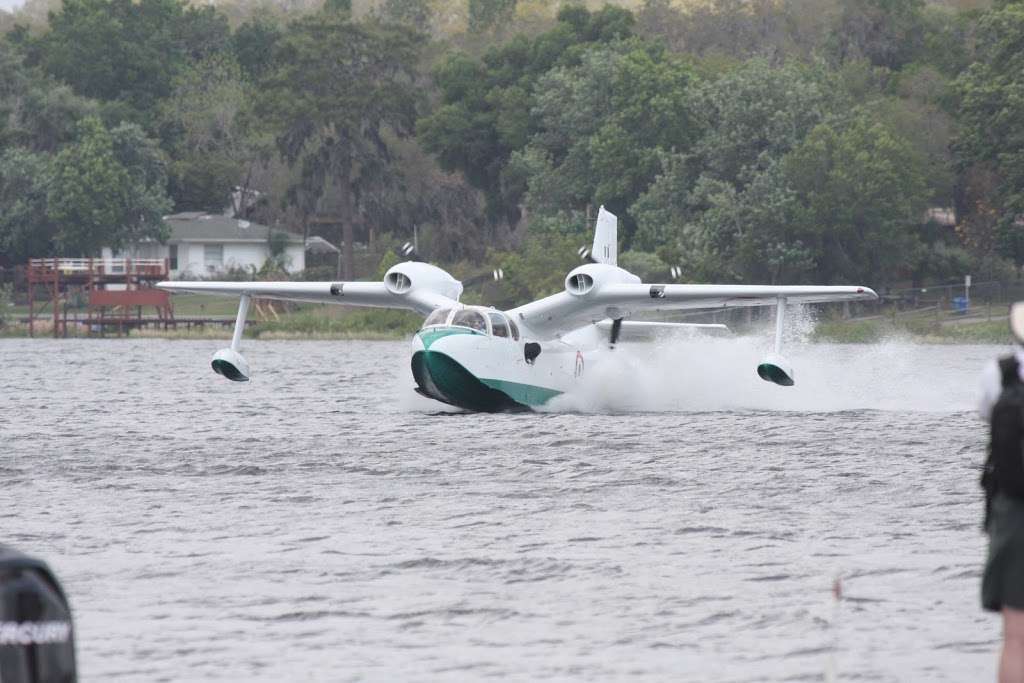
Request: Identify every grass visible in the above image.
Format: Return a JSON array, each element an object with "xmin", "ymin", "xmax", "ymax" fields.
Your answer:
[
  {"xmin": 0, "ymin": 305, "xmax": 421, "ymax": 340},
  {"xmin": 248, "ymin": 307, "xmax": 421, "ymax": 338},
  {"xmin": 9, "ymin": 294, "xmax": 240, "ymax": 318},
  {"xmin": 813, "ymin": 316, "xmax": 1011, "ymax": 344}
]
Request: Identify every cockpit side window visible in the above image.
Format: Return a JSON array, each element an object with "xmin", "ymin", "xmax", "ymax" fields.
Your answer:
[
  {"xmin": 489, "ymin": 312, "xmax": 509, "ymax": 338},
  {"xmin": 451, "ymin": 309, "xmax": 489, "ymax": 334},
  {"xmin": 423, "ymin": 308, "xmax": 451, "ymax": 328},
  {"xmin": 509, "ymin": 320, "xmax": 520, "ymax": 341}
]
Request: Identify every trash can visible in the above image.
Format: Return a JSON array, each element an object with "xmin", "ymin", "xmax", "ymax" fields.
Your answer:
[
  {"xmin": 0, "ymin": 545, "xmax": 77, "ymax": 682},
  {"xmin": 953, "ymin": 296, "xmax": 969, "ymax": 314}
]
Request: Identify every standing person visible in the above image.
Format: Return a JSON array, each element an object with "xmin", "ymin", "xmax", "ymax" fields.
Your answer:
[{"xmin": 979, "ymin": 303, "xmax": 1024, "ymax": 682}]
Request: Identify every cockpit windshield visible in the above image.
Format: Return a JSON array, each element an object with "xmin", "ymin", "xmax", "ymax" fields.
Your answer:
[
  {"xmin": 488, "ymin": 312, "xmax": 509, "ymax": 338},
  {"xmin": 451, "ymin": 309, "xmax": 489, "ymax": 333},
  {"xmin": 423, "ymin": 308, "xmax": 451, "ymax": 328},
  {"xmin": 420, "ymin": 306, "xmax": 513, "ymax": 336}
]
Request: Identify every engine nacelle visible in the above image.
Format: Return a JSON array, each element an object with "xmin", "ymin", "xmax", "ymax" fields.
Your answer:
[
  {"xmin": 564, "ymin": 263, "xmax": 640, "ymax": 297},
  {"xmin": 384, "ymin": 261, "xmax": 463, "ymax": 301},
  {"xmin": 212, "ymin": 347, "xmax": 250, "ymax": 382},
  {"xmin": 757, "ymin": 353, "xmax": 794, "ymax": 387}
]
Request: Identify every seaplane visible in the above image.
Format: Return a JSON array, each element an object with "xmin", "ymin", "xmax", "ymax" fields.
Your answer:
[{"xmin": 157, "ymin": 207, "xmax": 877, "ymax": 412}]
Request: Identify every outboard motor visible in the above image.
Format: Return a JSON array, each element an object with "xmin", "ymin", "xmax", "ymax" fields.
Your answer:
[{"xmin": 0, "ymin": 545, "xmax": 77, "ymax": 682}]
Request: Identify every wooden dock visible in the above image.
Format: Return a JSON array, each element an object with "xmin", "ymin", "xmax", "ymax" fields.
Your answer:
[
  {"xmin": 27, "ymin": 257, "xmax": 173, "ymax": 337},
  {"xmin": 15, "ymin": 314, "xmax": 249, "ymax": 336}
]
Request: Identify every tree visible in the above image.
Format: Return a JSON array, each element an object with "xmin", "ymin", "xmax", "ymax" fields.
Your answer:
[
  {"xmin": 637, "ymin": 112, "xmax": 929, "ymax": 285},
  {"xmin": 872, "ymin": 83, "xmax": 955, "ymax": 206},
  {"xmin": 160, "ymin": 54, "xmax": 259, "ymax": 212},
  {"xmin": 632, "ymin": 54, "xmax": 929, "ymax": 286},
  {"xmin": 47, "ymin": 117, "xmax": 171, "ymax": 255},
  {"xmin": 632, "ymin": 60, "xmax": 837, "ymax": 255},
  {"xmin": 378, "ymin": 0, "xmax": 433, "ymax": 31},
  {"xmin": 955, "ymin": 2, "xmax": 1024, "ymax": 268},
  {"xmin": 417, "ymin": 5, "xmax": 635, "ymax": 224},
  {"xmin": 39, "ymin": 0, "xmax": 230, "ymax": 120},
  {"xmin": 506, "ymin": 39, "xmax": 698, "ymax": 242},
  {"xmin": 232, "ymin": 14, "xmax": 282, "ymax": 83},
  {"xmin": 0, "ymin": 149, "xmax": 55, "ymax": 265},
  {"xmin": 179, "ymin": 5, "xmax": 230, "ymax": 63},
  {"xmin": 782, "ymin": 112, "xmax": 929, "ymax": 283},
  {"xmin": 636, "ymin": 0, "xmax": 837, "ymax": 62},
  {"xmin": 690, "ymin": 60, "xmax": 838, "ymax": 189},
  {"xmin": 254, "ymin": 6, "xmax": 424, "ymax": 278},
  {"xmin": 665, "ymin": 162, "xmax": 814, "ymax": 284},
  {"xmin": 353, "ymin": 137, "xmax": 492, "ymax": 263},
  {"xmin": 827, "ymin": 0, "xmax": 926, "ymax": 70},
  {"xmin": 488, "ymin": 231, "xmax": 580, "ymax": 308},
  {"xmin": 0, "ymin": 41, "xmax": 97, "ymax": 153},
  {"xmin": 917, "ymin": 5, "xmax": 975, "ymax": 78},
  {"xmin": 468, "ymin": 0, "xmax": 516, "ymax": 32}
]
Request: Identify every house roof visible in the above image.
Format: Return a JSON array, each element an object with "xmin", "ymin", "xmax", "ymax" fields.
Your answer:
[{"xmin": 164, "ymin": 212, "xmax": 303, "ymax": 243}]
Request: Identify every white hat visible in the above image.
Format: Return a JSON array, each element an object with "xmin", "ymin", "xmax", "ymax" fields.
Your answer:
[{"xmin": 1011, "ymin": 302, "xmax": 1024, "ymax": 343}]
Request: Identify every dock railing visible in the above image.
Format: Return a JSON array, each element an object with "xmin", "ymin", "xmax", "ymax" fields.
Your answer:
[{"xmin": 28, "ymin": 258, "xmax": 168, "ymax": 279}]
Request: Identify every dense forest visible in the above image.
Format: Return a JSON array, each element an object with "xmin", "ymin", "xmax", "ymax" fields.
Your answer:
[{"xmin": 0, "ymin": 0, "xmax": 1021, "ymax": 304}]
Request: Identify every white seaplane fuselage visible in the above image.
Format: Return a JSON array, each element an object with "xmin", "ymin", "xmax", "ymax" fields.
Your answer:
[{"xmin": 410, "ymin": 305, "xmax": 599, "ymax": 411}]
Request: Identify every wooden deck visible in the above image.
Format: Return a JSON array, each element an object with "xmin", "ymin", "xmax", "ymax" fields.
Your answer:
[{"xmin": 27, "ymin": 257, "xmax": 172, "ymax": 337}]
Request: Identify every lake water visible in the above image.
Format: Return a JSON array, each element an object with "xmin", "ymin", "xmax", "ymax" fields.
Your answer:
[{"xmin": 0, "ymin": 336, "xmax": 1008, "ymax": 681}]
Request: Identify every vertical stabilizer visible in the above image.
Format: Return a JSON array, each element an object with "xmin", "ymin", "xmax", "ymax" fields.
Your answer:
[{"xmin": 592, "ymin": 206, "xmax": 617, "ymax": 266}]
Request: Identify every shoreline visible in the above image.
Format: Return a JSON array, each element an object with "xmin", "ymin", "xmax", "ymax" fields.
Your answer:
[
  {"xmin": 0, "ymin": 324, "xmax": 411, "ymax": 341},
  {"xmin": 0, "ymin": 315, "xmax": 1013, "ymax": 344}
]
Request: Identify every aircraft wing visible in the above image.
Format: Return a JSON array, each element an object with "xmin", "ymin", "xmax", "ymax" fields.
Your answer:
[
  {"xmin": 509, "ymin": 283, "xmax": 877, "ymax": 339},
  {"xmin": 157, "ymin": 280, "xmax": 457, "ymax": 316}
]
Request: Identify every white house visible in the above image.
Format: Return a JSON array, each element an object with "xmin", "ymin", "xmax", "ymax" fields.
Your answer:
[{"xmin": 103, "ymin": 212, "xmax": 306, "ymax": 277}]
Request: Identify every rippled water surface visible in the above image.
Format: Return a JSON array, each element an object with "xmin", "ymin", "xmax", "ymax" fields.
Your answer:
[{"xmin": 0, "ymin": 336, "xmax": 1008, "ymax": 681}]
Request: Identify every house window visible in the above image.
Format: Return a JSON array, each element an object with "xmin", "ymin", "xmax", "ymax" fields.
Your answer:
[
  {"xmin": 169, "ymin": 244, "xmax": 178, "ymax": 271},
  {"xmin": 204, "ymin": 244, "xmax": 223, "ymax": 269}
]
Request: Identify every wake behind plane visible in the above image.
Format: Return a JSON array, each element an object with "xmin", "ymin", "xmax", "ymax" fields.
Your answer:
[{"xmin": 157, "ymin": 208, "xmax": 877, "ymax": 412}]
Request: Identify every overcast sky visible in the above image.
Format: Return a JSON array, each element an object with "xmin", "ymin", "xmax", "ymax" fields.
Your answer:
[{"xmin": 0, "ymin": 0, "xmax": 25, "ymax": 12}]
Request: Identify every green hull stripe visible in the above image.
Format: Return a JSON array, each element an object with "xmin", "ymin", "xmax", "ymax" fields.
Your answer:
[
  {"xmin": 411, "ymin": 350, "xmax": 561, "ymax": 412},
  {"xmin": 478, "ymin": 378, "xmax": 562, "ymax": 407}
]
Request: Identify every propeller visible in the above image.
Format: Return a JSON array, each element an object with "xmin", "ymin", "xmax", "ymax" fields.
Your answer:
[
  {"xmin": 401, "ymin": 241, "xmax": 419, "ymax": 261},
  {"xmin": 609, "ymin": 317, "xmax": 622, "ymax": 348},
  {"xmin": 577, "ymin": 246, "xmax": 596, "ymax": 264},
  {"xmin": 462, "ymin": 268, "xmax": 505, "ymax": 288},
  {"xmin": 670, "ymin": 265, "xmax": 683, "ymax": 280},
  {"xmin": 399, "ymin": 238, "xmax": 504, "ymax": 289}
]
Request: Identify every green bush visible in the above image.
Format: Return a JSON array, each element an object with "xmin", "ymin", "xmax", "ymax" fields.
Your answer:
[{"xmin": 0, "ymin": 284, "xmax": 12, "ymax": 327}]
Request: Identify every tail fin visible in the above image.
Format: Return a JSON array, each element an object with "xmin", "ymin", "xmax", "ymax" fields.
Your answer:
[{"xmin": 591, "ymin": 206, "xmax": 617, "ymax": 266}]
